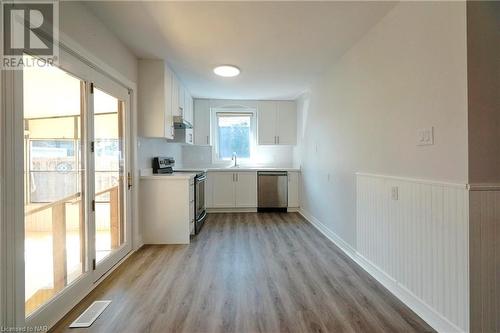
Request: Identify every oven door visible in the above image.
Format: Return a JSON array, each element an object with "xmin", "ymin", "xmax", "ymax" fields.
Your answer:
[{"xmin": 195, "ymin": 175, "xmax": 206, "ymax": 219}]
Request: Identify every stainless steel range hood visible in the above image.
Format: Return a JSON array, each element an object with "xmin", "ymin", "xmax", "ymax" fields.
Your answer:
[{"xmin": 173, "ymin": 115, "xmax": 193, "ymax": 129}]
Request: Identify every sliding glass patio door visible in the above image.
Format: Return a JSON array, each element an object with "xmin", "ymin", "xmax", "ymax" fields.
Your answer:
[
  {"xmin": 89, "ymin": 83, "xmax": 131, "ymax": 279},
  {"xmin": 21, "ymin": 52, "xmax": 132, "ymax": 322}
]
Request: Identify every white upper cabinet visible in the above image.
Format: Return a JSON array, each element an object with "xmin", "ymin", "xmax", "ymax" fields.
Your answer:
[
  {"xmin": 184, "ymin": 93, "xmax": 193, "ymax": 125},
  {"xmin": 257, "ymin": 101, "xmax": 278, "ymax": 145},
  {"xmin": 257, "ymin": 101, "xmax": 296, "ymax": 145},
  {"xmin": 194, "ymin": 99, "xmax": 211, "ymax": 145},
  {"xmin": 171, "ymin": 74, "xmax": 180, "ymax": 117},
  {"xmin": 138, "ymin": 59, "xmax": 174, "ymax": 139},
  {"xmin": 178, "ymin": 81, "xmax": 185, "ymax": 113},
  {"xmin": 276, "ymin": 101, "xmax": 297, "ymax": 145}
]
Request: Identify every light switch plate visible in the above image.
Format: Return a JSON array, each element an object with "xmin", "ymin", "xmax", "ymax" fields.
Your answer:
[{"xmin": 417, "ymin": 127, "xmax": 434, "ymax": 146}]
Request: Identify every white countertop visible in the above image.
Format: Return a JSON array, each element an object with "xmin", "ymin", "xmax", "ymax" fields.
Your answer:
[
  {"xmin": 176, "ymin": 166, "xmax": 301, "ymax": 172},
  {"xmin": 140, "ymin": 166, "xmax": 301, "ymax": 178},
  {"xmin": 140, "ymin": 169, "xmax": 197, "ymax": 180}
]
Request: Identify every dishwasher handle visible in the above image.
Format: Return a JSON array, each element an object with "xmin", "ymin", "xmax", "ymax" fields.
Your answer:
[{"xmin": 258, "ymin": 171, "xmax": 288, "ymax": 176}]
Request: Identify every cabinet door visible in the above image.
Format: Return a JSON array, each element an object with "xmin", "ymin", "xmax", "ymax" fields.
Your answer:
[
  {"xmin": 194, "ymin": 99, "xmax": 211, "ymax": 145},
  {"xmin": 171, "ymin": 75, "xmax": 180, "ymax": 117},
  {"xmin": 258, "ymin": 101, "xmax": 278, "ymax": 145},
  {"xmin": 164, "ymin": 66, "xmax": 174, "ymax": 139},
  {"xmin": 287, "ymin": 171, "xmax": 299, "ymax": 207},
  {"xmin": 178, "ymin": 81, "xmax": 185, "ymax": 113},
  {"xmin": 185, "ymin": 93, "xmax": 193, "ymax": 124},
  {"xmin": 276, "ymin": 101, "xmax": 297, "ymax": 145},
  {"xmin": 211, "ymin": 172, "xmax": 235, "ymax": 207},
  {"xmin": 235, "ymin": 172, "xmax": 257, "ymax": 207},
  {"xmin": 138, "ymin": 59, "xmax": 167, "ymax": 138},
  {"xmin": 186, "ymin": 128, "xmax": 194, "ymax": 145}
]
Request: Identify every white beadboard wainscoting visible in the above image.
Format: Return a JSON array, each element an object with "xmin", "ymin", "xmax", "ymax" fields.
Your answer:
[{"xmin": 300, "ymin": 173, "xmax": 469, "ymax": 333}]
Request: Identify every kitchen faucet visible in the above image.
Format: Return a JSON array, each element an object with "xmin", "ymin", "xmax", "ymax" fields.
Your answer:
[{"xmin": 232, "ymin": 152, "xmax": 238, "ymax": 167}]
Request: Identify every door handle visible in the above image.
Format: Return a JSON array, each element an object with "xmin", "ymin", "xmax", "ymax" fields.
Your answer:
[{"xmin": 128, "ymin": 172, "xmax": 133, "ymax": 190}]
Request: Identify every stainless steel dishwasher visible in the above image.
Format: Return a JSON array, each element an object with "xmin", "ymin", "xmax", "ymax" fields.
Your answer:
[{"xmin": 258, "ymin": 171, "xmax": 288, "ymax": 212}]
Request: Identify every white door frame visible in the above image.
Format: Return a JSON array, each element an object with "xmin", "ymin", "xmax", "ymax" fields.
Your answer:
[
  {"xmin": 1, "ymin": 40, "xmax": 139, "ymax": 329},
  {"xmin": 88, "ymin": 76, "xmax": 132, "ymax": 280},
  {"xmin": 1, "ymin": 68, "xmax": 26, "ymax": 328}
]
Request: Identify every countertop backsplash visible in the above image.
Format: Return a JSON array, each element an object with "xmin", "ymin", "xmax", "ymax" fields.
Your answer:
[{"xmin": 138, "ymin": 137, "xmax": 298, "ymax": 170}]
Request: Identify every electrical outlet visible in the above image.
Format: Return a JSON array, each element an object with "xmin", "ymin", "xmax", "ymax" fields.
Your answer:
[
  {"xmin": 417, "ymin": 127, "xmax": 434, "ymax": 146},
  {"xmin": 391, "ymin": 186, "xmax": 399, "ymax": 200}
]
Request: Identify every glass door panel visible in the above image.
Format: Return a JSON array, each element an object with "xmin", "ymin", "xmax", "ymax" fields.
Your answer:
[
  {"xmin": 93, "ymin": 88, "xmax": 125, "ymax": 264},
  {"xmin": 23, "ymin": 55, "xmax": 86, "ymax": 316}
]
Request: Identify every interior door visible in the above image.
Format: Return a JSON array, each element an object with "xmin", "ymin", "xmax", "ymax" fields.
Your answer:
[{"xmin": 89, "ymin": 80, "xmax": 131, "ymax": 280}]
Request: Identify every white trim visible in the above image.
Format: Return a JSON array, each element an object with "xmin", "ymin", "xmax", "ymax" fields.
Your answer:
[
  {"xmin": 298, "ymin": 208, "xmax": 465, "ymax": 333},
  {"xmin": 210, "ymin": 107, "xmax": 257, "ymax": 164},
  {"xmin": 2, "ymin": 69, "xmax": 26, "ymax": 327},
  {"xmin": 467, "ymin": 183, "xmax": 500, "ymax": 191},
  {"xmin": 2, "ymin": 41, "xmax": 139, "ymax": 330},
  {"xmin": 356, "ymin": 172, "xmax": 468, "ymax": 189}
]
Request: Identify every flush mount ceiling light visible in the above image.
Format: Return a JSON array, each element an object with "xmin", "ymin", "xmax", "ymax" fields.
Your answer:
[{"xmin": 213, "ymin": 65, "xmax": 240, "ymax": 77}]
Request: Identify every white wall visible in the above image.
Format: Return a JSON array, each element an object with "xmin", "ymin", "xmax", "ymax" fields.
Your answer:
[
  {"xmin": 138, "ymin": 138, "xmax": 184, "ymax": 169},
  {"xmin": 60, "ymin": 2, "xmax": 137, "ymax": 84},
  {"xmin": 298, "ymin": 1, "xmax": 468, "ymax": 248}
]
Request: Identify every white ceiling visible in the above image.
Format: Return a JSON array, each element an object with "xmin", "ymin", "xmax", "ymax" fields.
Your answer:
[{"xmin": 85, "ymin": 1, "xmax": 395, "ymax": 100}]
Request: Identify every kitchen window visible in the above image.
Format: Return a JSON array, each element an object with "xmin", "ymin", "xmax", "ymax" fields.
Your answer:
[{"xmin": 213, "ymin": 111, "xmax": 256, "ymax": 162}]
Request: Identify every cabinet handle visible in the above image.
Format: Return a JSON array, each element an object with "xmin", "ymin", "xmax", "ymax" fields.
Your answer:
[
  {"xmin": 277, "ymin": 136, "xmax": 280, "ymax": 144},
  {"xmin": 206, "ymin": 135, "xmax": 209, "ymax": 144},
  {"xmin": 236, "ymin": 173, "xmax": 238, "ymax": 182}
]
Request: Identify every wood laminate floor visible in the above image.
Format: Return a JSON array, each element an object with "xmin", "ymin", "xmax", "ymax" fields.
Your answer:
[{"xmin": 51, "ymin": 213, "xmax": 434, "ymax": 333}]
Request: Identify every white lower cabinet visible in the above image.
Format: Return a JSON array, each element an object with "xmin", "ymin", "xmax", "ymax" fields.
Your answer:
[
  {"xmin": 211, "ymin": 172, "xmax": 236, "ymax": 207},
  {"xmin": 140, "ymin": 177, "xmax": 194, "ymax": 244},
  {"xmin": 235, "ymin": 172, "xmax": 257, "ymax": 207},
  {"xmin": 209, "ymin": 171, "xmax": 257, "ymax": 208},
  {"xmin": 287, "ymin": 171, "xmax": 299, "ymax": 208}
]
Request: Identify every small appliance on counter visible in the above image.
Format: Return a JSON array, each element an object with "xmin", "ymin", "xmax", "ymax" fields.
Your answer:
[
  {"xmin": 152, "ymin": 157, "xmax": 207, "ymax": 234},
  {"xmin": 152, "ymin": 156, "xmax": 175, "ymax": 174}
]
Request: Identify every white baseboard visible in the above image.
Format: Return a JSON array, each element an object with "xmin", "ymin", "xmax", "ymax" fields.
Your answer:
[{"xmin": 298, "ymin": 208, "xmax": 464, "ymax": 333}]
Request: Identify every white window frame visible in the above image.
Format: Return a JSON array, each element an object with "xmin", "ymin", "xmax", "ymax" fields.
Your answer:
[{"xmin": 210, "ymin": 107, "xmax": 256, "ymax": 165}]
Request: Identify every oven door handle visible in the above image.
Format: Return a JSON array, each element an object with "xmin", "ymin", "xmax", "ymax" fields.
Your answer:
[{"xmin": 196, "ymin": 209, "xmax": 207, "ymax": 222}]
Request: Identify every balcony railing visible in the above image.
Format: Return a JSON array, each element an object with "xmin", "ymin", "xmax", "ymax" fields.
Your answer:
[{"xmin": 24, "ymin": 185, "xmax": 120, "ymax": 316}]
